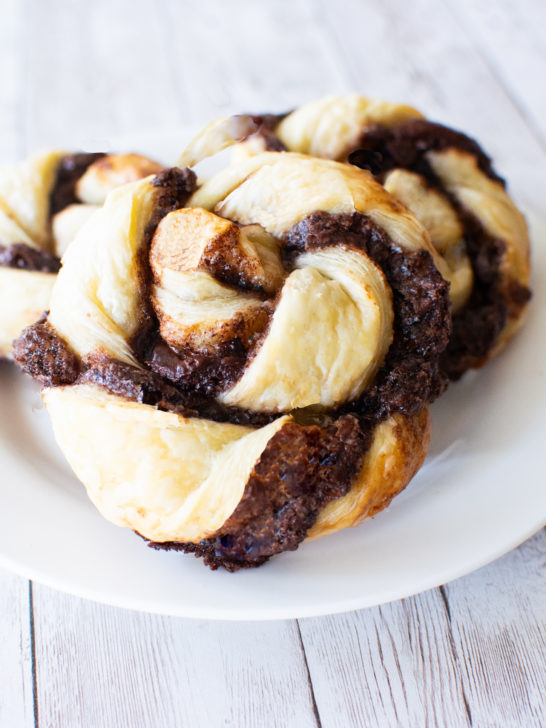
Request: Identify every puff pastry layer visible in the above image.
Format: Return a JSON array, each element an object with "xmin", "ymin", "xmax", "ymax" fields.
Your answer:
[
  {"xmin": 232, "ymin": 94, "xmax": 531, "ymax": 377},
  {"xmin": 15, "ymin": 148, "xmax": 448, "ymax": 570}
]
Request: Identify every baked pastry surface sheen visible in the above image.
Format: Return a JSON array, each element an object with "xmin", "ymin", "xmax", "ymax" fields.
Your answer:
[
  {"xmin": 234, "ymin": 94, "xmax": 531, "ymax": 377},
  {"xmin": 16, "ymin": 149, "xmax": 449, "ymax": 570}
]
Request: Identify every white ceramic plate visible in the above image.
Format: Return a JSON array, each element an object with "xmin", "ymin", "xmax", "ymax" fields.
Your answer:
[{"xmin": 0, "ymin": 130, "xmax": 545, "ymax": 620}]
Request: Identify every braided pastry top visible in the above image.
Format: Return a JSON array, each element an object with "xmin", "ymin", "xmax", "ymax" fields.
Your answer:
[
  {"xmin": 15, "ymin": 150, "xmax": 448, "ymax": 569},
  {"xmin": 232, "ymin": 94, "xmax": 531, "ymax": 377}
]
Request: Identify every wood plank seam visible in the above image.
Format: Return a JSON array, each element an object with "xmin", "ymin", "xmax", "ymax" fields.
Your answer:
[
  {"xmin": 438, "ymin": 585, "xmax": 474, "ymax": 727},
  {"xmin": 373, "ymin": 618, "xmax": 403, "ymax": 723},
  {"xmin": 296, "ymin": 621, "xmax": 323, "ymax": 728},
  {"xmin": 28, "ymin": 582, "xmax": 39, "ymax": 728}
]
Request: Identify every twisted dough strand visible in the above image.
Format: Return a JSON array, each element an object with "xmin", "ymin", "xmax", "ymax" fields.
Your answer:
[{"xmin": 16, "ymin": 149, "xmax": 447, "ymax": 568}]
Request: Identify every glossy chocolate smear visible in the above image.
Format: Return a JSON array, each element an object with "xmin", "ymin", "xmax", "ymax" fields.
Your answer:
[
  {"xmin": 347, "ymin": 148, "xmax": 384, "ymax": 175},
  {"xmin": 146, "ymin": 338, "xmax": 249, "ymax": 398}
]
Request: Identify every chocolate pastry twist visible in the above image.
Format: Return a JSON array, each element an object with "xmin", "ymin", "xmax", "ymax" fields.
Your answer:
[
  {"xmin": 0, "ymin": 149, "xmax": 163, "ymax": 358},
  {"xmin": 15, "ymin": 142, "xmax": 451, "ymax": 570},
  {"xmin": 233, "ymin": 94, "xmax": 531, "ymax": 378}
]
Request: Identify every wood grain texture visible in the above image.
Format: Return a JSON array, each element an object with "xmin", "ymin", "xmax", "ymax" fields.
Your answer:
[
  {"xmin": 300, "ymin": 530, "xmax": 546, "ymax": 728},
  {"xmin": 31, "ymin": 584, "xmax": 318, "ymax": 728},
  {"xmin": 300, "ymin": 589, "xmax": 473, "ymax": 728},
  {"xmin": 0, "ymin": 572, "xmax": 34, "ymax": 728},
  {"xmin": 443, "ymin": 529, "xmax": 546, "ymax": 728}
]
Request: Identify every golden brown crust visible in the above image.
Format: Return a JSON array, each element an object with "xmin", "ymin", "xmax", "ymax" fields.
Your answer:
[{"xmin": 308, "ymin": 408, "xmax": 430, "ymax": 539}]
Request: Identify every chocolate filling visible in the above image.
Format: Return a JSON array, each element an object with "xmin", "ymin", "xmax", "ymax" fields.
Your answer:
[
  {"xmin": 344, "ymin": 119, "xmax": 530, "ymax": 377},
  {"xmin": 14, "ymin": 169, "xmax": 448, "ymax": 571},
  {"xmin": 440, "ymin": 208, "xmax": 530, "ymax": 378},
  {"xmin": 13, "ymin": 318, "xmax": 79, "ymax": 386},
  {"xmin": 79, "ymin": 357, "xmax": 195, "ymax": 417},
  {"xmin": 148, "ymin": 415, "xmax": 369, "ymax": 570},
  {"xmin": 82, "ymin": 354, "xmax": 280, "ymax": 428},
  {"xmin": 284, "ymin": 212, "xmax": 451, "ymax": 419},
  {"xmin": 0, "ymin": 243, "xmax": 61, "ymax": 273},
  {"xmin": 146, "ymin": 338, "xmax": 250, "ymax": 398},
  {"xmin": 49, "ymin": 152, "xmax": 107, "ymax": 216},
  {"xmin": 350, "ymin": 119, "xmax": 505, "ymax": 184},
  {"xmin": 258, "ymin": 113, "xmax": 530, "ymax": 376},
  {"xmin": 0, "ymin": 152, "xmax": 106, "ymax": 274},
  {"xmin": 236, "ymin": 113, "xmax": 288, "ymax": 152}
]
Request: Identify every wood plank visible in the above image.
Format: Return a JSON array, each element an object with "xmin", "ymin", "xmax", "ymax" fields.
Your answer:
[
  {"xmin": 160, "ymin": 0, "xmax": 350, "ymax": 123},
  {"xmin": 313, "ymin": 0, "xmax": 546, "ymax": 211},
  {"xmin": 442, "ymin": 529, "xmax": 546, "ymax": 727},
  {"xmin": 31, "ymin": 584, "xmax": 319, "ymax": 728},
  {"xmin": 24, "ymin": 0, "xmax": 184, "ymax": 151},
  {"xmin": 0, "ymin": 570, "xmax": 35, "ymax": 728},
  {"xmin": 299, "ymin": 588, "xmax": 472, "ymax": 728},
  {"xmin": 444, "ymin": 0, "xmax": 546, "ymax": 145}
]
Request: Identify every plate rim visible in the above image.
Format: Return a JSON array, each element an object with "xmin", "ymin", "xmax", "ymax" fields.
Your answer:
[
  {"xmin": 1, "ymin": 519, "xmax": 543, "ymax": 621},
  {"xmin": 1, "ymin": 129, "xmax": 544, "ymax": 620}
]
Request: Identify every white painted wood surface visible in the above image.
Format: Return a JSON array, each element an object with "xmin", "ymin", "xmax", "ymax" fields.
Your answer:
[{"xmin": 0, "ymin": 1, "xmax": 544, "ymax": 726}]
